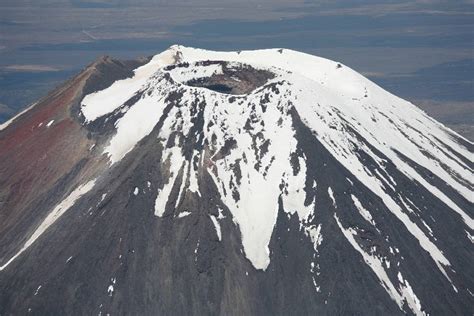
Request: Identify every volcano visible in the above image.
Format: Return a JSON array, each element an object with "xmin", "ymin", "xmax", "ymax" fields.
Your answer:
[{"xmin": 0, "ymin": 46, "xmax": 472, "ymax": 315}]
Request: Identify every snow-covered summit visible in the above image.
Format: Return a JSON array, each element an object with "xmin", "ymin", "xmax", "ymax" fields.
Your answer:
[
  {"xmin": 1, "ymin": 45, "xmax": 472, "ymax": 315},
  {"xmin": 80, "ymin": 46, "xmax": 472, "ymax": 274}
]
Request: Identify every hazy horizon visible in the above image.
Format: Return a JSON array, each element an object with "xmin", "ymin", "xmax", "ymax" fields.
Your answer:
[{"xmin": 1, "ymin": 0, "xmax": 473, "ymax": 138}]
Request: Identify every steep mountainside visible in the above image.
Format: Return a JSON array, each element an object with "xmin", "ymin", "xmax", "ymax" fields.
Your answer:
[{"xmin": 0, "ymin": 46, "xmax": 472, "ymax": 315}]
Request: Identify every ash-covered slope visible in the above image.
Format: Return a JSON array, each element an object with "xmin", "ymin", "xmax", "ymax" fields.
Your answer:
[{"xmin": 0, "ymin": 46, "xmax": 472, "ymax": 315}]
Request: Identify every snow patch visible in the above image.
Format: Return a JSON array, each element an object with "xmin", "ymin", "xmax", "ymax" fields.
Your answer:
[
  {"xmin": 34, "ymin": 285, "xmax": 42, "ymax": 296},
  {"xmin": 154, "ymin": 147, "xmax": 184, "ymax": 217},
  {"xmin": 81, "ymin": 48, "xmax": 178, "ymax": 122},
  {"xmin": 169, "ymin": 62, "xmax": 223, "ymax": 84},
  {"xmin": 210, "ymin": 215, "xmax": 222, "ymax": 241},
  {"xmin": 107, "ymin": 285, "xmax": 114, "ymax": 296},
  {"xmin": 328, "ymin": 187, "xmax": 336, "ymax": 207},
  {"xmin": 351, "ymin": 194, "xmax": 375, "ymax": 225},
  {"xmin": 466, "ymin": 230, "xmax": 474, "ymax": 244},
  {"xmin": 335, "ymin": 214, "xmax": 425, "ymax": 315},
  {"xmin": 0, "ymin": 179, "xmax": 96, "ymax": 271},
  {"xmin": 177, "ymin": 211, "xmax": 191, "ymax": 218},
  {"xmin": 0, "ymin": 102, "xmax": 37, "ymax": 131},
  {"xmin": 104, "ymin": 91, "xmax": 171, "ymax": 164}
]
